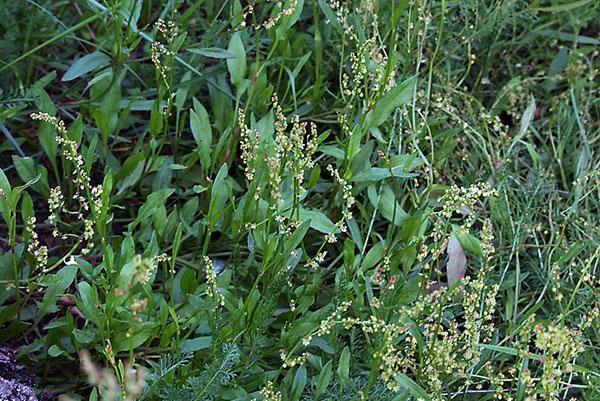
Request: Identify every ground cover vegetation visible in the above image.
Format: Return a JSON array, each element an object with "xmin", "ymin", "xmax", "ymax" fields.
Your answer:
[{"xmin": 0, "ymin": 0, "xmax": 598, "ymax": 400}]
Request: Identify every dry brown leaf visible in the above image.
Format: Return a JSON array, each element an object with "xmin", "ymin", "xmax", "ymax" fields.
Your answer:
[{"xmin": 447, "ymin": 235, "xmax": 466, "ymax": 287}]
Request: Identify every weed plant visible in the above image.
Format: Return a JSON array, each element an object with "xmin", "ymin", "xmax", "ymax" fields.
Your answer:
[{"xmin": 0, "ymin": 1, "xmax": 598, "ymax": 400}]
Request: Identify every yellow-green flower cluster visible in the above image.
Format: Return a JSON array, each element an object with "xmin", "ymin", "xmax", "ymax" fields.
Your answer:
[
  {"xmin": 204, "ymin": 256, "xmax": 225, "ymax": 307},
  {"xmin": 238, "ymin": 109, "xmax": 261, "ymax": 181},
  {"xmin": 257, "ymin": 380, "xmax": 282, "ymax": 401},
  {"xmin": 25, "ymin": 216, "xmax": 48, "ymax": 271},
  {"xmin": 263, "ymin": 0, "xmax": 299, "ymax": 29},
  {"xmin": 30, "ymin": 112, "xmax": 103, "ymax": 255}
]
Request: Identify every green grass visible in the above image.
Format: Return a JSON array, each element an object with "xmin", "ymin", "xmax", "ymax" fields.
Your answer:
[{"xmin": 0, "ymin": 1, "xmax": 598, "ymax": 400}]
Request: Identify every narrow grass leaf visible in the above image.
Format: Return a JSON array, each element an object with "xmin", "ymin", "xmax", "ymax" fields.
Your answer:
[
  {"xmin": 533, "ymin": 0, "xmax": 592, "ymax": 12},
  {"xmin": 395, "ymin": 373, "xmax": 431, "ymax": 401},
  {"xmin": 187, "ymin": 47, "xmax": 235, "ymax": 59}
]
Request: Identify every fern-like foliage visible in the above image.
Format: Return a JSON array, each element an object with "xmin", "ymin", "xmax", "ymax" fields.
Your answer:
[
  {"xmin": 302, "ymin": 376, "xmax": 398, "ymax": 401},
  {"xmin": 142, "ymin": 344, "xmax": 240, "ymax": 401}
]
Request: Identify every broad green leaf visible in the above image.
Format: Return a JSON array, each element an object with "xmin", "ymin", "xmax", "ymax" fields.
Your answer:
[
  {"xmin": 76, "ymin": 281, "xmax": 101, "ymax": 326},
  {"xmin": 549, "ymin": 48, "xmax": 568, "ymax": 76},
  {"xmin": 48, "ymin": 344, "xmax": 65, "ymax": 357},
  {"xmin": 226, "ymin": 32, "xmax": 246, "ymax": 86},
  {"xmin": 39, "ymin": 264, "xmax": 78, "ymax": 318},
  {"xmin": 62, "ymin": 51, "xmax": 110, "ymax": 81},
  {"xmin": 208, "ymin": 164, "xmax": 229, "ymax": 226},
  {"xmin": 299, "ymin": 208, "xmax": 337, "ymax": 234},
  {"xmin": 452, "ymin": 225, "xmax": 483, "ymax": 257},
  {"xmin": 291, "ymin": 365, "xmax": 307, "ymax": 401},
  {"xmin": 112, "ymin": 325, "xmax": 153, "ymax": 352},
  {"xmin": 361, "ymin": 241, "xmax": 384, "ymax": 272},
  {"xmin": 21, "ymin": 193, "xmax": 34, "ymax": 225},
  {"xmin": 180, "ymin": 336, "xmax": 212, "ymax": 352},
  {"xmin": 319, "ymin": 145, "xmax": 345, "ymax": 160},
  {"xmin": 364, "ymin": 76, "xmax": 416, "ymax": 129},
  {"xmin": 6, "ymin": 174, "xmax": 40, "ymax": 215},
  {"xmin": 190, "ymin": 98, "xmax": 212, "ymax": 171},
  {"xmin": 315, "ymin": 360, "xmax": 333, "ymax": 397},
  {"xmin": 11, "ymin": 156, "xmax": 49, "ymax": 196},
  {"xmin": 337, "ymin": 346, "xmax": 350, "ymax": 386},
  {"xmin": 276, "ymin": 0, "xmax": 305, "ymax": 40},
  {"xmin": 284, "ymin": 220, "xmax": 311, "ymax": 253},
  {"xmin": 90, "ymin": 69, "xmax": 122, "ymax": 141},
  {"xmin": 115, "ymin": 152, "xmax": 146, "ymax": 196},
  {"xmin": 367, "ymin": 185, "xmax": 408, "ymax": 226},
  {"xmin": 129, "ymin": 188, "xmax": 176, "ymax": 233},
  {"xmin": 0, "ymin": 168, "xmax": 10, "ymax": 193},
  {"xmin": 519, "ymin": 96, "xmax": 536, "ymax": 137}
]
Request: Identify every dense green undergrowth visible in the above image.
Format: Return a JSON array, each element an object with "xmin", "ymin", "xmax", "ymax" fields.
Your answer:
[{"xmin": 0, "ymin": 0, "xmax": 598, "ymax": 400}]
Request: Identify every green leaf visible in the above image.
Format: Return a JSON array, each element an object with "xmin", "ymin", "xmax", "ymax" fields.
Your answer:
[
  {"xmin": 208, "ymin": 164, "xmax": 229, "ymax": 226},
  {"xmin": 62, "ymin": 51, "xmax": 110, "ymax": 81},
  {"xmin": 284, "ymin": 220, "xmax": 311, "ymax": 253},
  {"xmin": 317, "ymin": 0, "xmax": 342, "ymax": 32},
  {"xmin": 226, "ymin": 32, "xmax": 246, "ymax": 86},
  {"xmin": 276, "ymin": 0, "xmax": 305, "ymax": 40},
  {"xmin": 115, "ymin": 152, "xmax": 146, "ymax": 195},
  {"xmin": 190, "ymin": 98, "xmax": 212, "ymax": 171},
  {"xmin": 6, "ymin": 174, "xmax": 40, "ymax": 212},
  {"xmin": 0, "ymin": 168, "xmax": 11, "ymax": 224},
  {"xmin": 367, "ymin": 185, "xmax": 408, "ymax": 226},
  {"xmin": 291, "ymin": 365, "xmax": 307, "ymax": 401},
  {"xmin": 0, "ymin": 168, "xmax": 11, "ymax": 194},
  {"xmin": 337, "ymin": 346, "xmax": 350, "ymax": 386},
  {"xmin": 112, "ymin": 325, "xmax": 153, "ymax": 352},
  {"xmin": 533, "ymin": 0, "xmax": 592, "ymax": 12},
  {"xmin": 149, "ymin": 97, "xmax": 163, "ymax": 136},
  {"xmin": 533, "ymin": 29, "xmax": 600, "ymax": 45},
  {"xmin": 453, "ymin": 226, "xmax": 483, "ymax": 257},
  {"xmin": 549, "ymin": 48, "xmax": 569, "ymax": 76},
  {"xmin": 364, "ymin": 76, "xmax": 416, "ymax": 129},
  {"xmin": 180, "ymin": 336, "xmax": 212, "ymax": 352},
  {"xmin": 39, "ymin": 264, "xmax": 78, "ymax": 318},
  {"xmin": 11, "ymin": 156, "xmax": 49, "ymax": 196},
  {"xmin": 315, "ymin": 360, "xmax": 333, "ymax": 397},
  {"xmin": 76, "ymin": 281, "xmax": 101, "ymax": 326},
  {"xmin": 352, "ymin": 166, "xmax": 417, "ymax": 183},
  {"xmin": 299, "ymin": 208, "xmax": 337, "ymax": 234},
  {"xmin": 129, "ymin": 188, "xmax": 176, "ymax": 233},
  {"xmin": 361, "ymin": 241, "xmax": 384, "ymax": 272},
  {"xmin": 395, "ymin": 373, "xmax": 431, "ymax": 401},
  {"xmin": 187, "ymin": 47, "xmax": 235, "ymax": 59},
  {"xmin": 48, "ymin": 344, "xmax": 65, "ymax": 357},
  {"xmin": 519, "ymin": 96, "xmax": 536, "ymax": 137}
]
